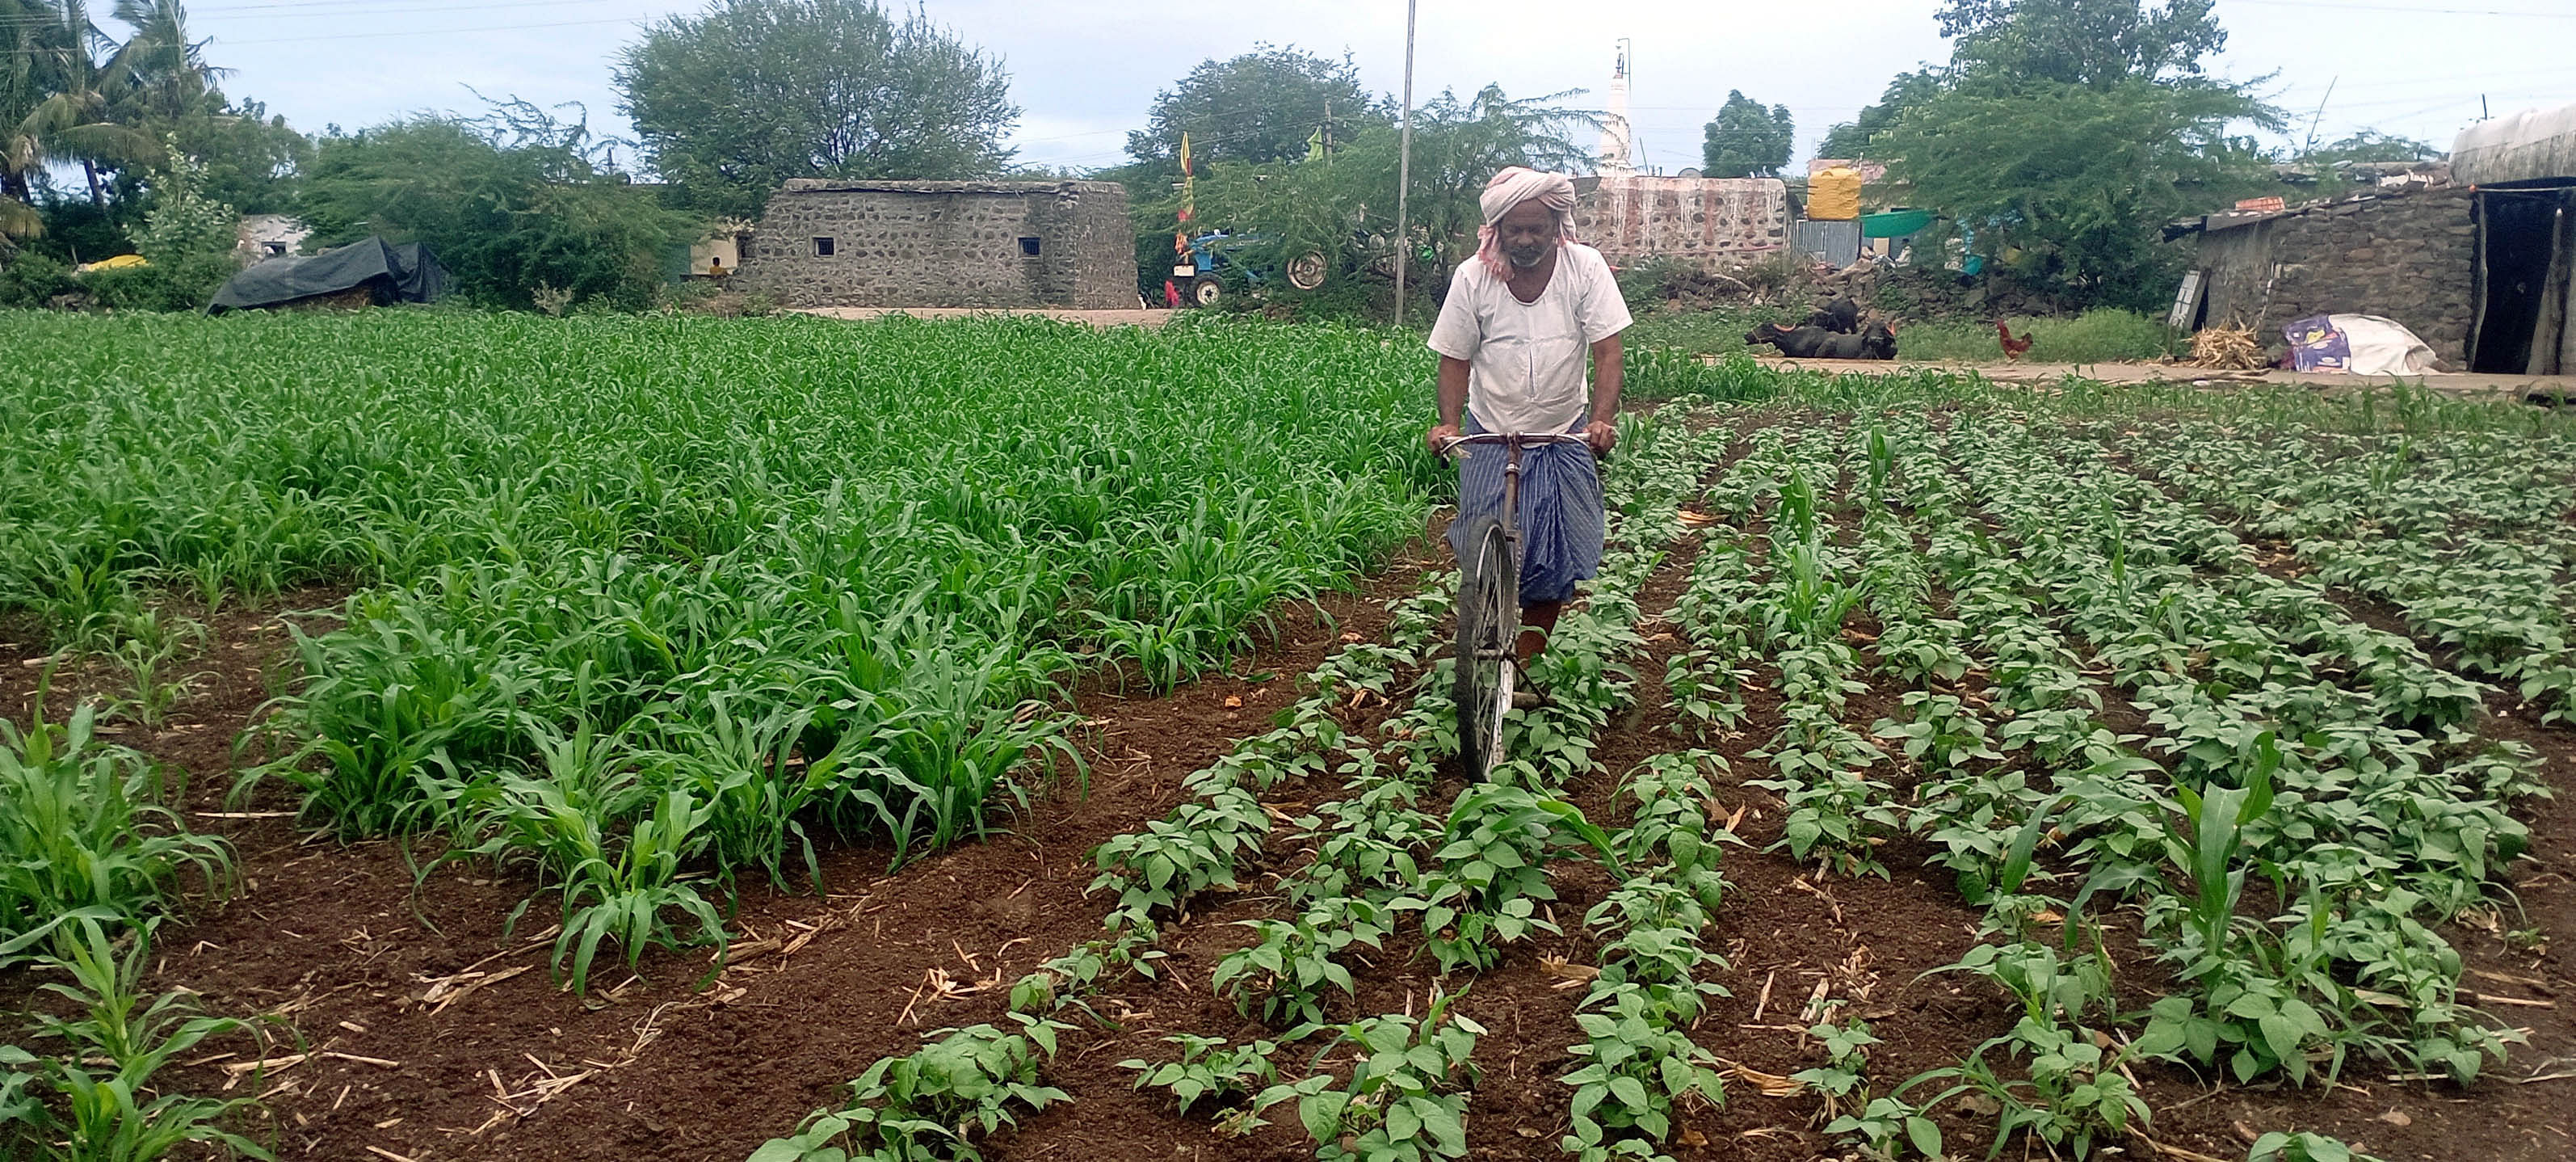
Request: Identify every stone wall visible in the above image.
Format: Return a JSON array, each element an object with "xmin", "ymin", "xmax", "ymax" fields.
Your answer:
[
  {"xmin": 735, "ymin": 179, "xmax": 1133, "ymax": 309},
  {"xmin": 2195, "ymin": 186, "xmax": 2475, "ymax": 367},
  {"xmin": 1572, "ymin": 176, "xmax": 1790, "ymax": 272}
]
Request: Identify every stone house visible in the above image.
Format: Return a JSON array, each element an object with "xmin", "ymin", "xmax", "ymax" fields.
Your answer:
[
  {"xmin": 2169, "ymin": 187, "xmax": 2477, "ymax": 368},
  {"xmin": 1571, "ymin": 175, "xmax": 1791, "ymax": 272},
  {"xmin": 733, "ymin": 179, "xmax": 1134, "ymax": 309},
  {"xmin": 2167, "ymin": 98, "xmax": 2576, "ymax": 374}
]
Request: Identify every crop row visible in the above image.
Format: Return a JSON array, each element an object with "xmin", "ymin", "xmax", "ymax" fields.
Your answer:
[
  {"xmin": 2107, "ymin": 418, "xmax": 2576, "ymax": 721},
  {"xmin": 749, "ymin": 402, "xmax": 1732, "ymax": 1162}
]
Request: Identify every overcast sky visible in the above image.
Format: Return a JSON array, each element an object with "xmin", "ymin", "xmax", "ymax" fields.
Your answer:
[{"xmin": 156, "ymin": 0, "xmax": 2576, "ymax": 175}]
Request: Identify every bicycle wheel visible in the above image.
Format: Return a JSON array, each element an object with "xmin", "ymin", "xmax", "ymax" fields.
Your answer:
[{"xmin": 1453, "ymin": 516, "xmax": 1518, "ymax": 780}]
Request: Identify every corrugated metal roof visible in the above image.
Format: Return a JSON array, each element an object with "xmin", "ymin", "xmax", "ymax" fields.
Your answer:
[{"xmin": 2454, "ymin": 100, "xmax": 2576, "ymax": 185}]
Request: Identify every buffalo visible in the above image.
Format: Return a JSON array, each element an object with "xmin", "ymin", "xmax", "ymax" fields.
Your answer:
[
  {"xmin": 1746, "ymin": 320, "xmax": 1898, "ymax": 360},
  {"xmin": 1804, "ymin": 297, "xmax": 1860, "ymax": 333}
]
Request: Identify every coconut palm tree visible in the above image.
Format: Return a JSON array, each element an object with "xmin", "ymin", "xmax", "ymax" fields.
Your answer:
[
  {"xmin": 17, "ymin": 0, "xmax": 157, "ymax": 205},
  {"xmin": 109, "ymin": 0, "xmax": 229, "ymax": 124}
]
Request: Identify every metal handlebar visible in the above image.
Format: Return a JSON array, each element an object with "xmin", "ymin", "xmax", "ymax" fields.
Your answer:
[{"xmin": 1436, "ymin": 432, "xmax": 1602, "ymax": 460}]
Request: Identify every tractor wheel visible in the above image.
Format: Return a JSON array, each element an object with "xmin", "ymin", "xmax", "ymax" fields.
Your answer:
[
  {"xmin": 1286, "ymin": 251, "xmax": 1328, "ymax": 291},
  {"xmin": 1190, "ymin": 276, "xmax": 1224, "ymax": 308}
]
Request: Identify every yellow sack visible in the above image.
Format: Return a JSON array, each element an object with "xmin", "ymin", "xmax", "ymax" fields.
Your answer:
[
  {"xmin": 1808, "ymin": 167, "xmax": 1862, "ymax": 221},
  {"xmin": 86, "ymin": 254, "xmax": 149, "ymax": 271}
]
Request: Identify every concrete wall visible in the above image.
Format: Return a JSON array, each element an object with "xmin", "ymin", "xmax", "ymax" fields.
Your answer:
[
  {"xmin": 2195, "ymin": 187, "xmax": 2475, "ymax": 368},
  {"xmin": 736, "ymin": 179, "xmax": 1133, "ymax": 309},
  {"xmin": 1572, "ymin": 176, "xmax": 1790, "ymax": 271}
]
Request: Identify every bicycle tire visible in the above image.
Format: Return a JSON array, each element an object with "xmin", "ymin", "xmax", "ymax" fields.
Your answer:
[{"xmin": 1453, "ymin": 516, "xmax": 1517, "ymax": 781}]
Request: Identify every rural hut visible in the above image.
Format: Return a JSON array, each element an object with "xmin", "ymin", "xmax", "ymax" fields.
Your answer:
[
  {"xmin": 2166, "ymin": 97, "xmax": 2576, "ymax": 374},
  {"xmin": 2163, "ymin": 185, "xmax": 2477, "ymax": 369},
  {"xmin": 731, "ymin": 179, "xmax": 1134, "ymax": 309},
  {"xmin": 2454, "ymin": 101, "xmax": 2576, "ymax": 375}
]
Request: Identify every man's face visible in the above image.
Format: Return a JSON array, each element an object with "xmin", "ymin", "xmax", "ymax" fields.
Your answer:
[{"xmin": 1497, "ymin": 200, "xmax": 1558, "ymax": 268}]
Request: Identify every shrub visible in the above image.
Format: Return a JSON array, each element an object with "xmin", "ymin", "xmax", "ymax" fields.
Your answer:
[
  {"xmin": 82, "ymin": 253, "xmax": 237, "ymax": 313},
  {"xmin": 0, "ymin": 253, "xmax": 75, "ymax": 309}
]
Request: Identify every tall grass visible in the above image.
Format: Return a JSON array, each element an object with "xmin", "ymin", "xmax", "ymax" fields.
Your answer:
[
  {"xmin": 1895, "ymin": 309, "xmax": 2176, "ymax": 364},
  {"xmin": 0, "ymin": 701, "xmax": 232, "ymax": 958},
  {"xmin": 1627, "ymin": 306, "xmax": 2176, "ymax": 366},
  {"xmin": 1, "ymin": 311, "xmax": 1443, "ymax": 984}
]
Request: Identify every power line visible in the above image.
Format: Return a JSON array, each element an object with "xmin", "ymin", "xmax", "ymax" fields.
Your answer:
[{"xmin": 2229, "ymin": 0, "xmax": 2576, "ymax": 15}]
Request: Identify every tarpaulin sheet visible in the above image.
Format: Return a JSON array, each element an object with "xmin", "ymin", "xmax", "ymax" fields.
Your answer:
[{"xmin": 208, "ymin": 237, "xmax": 448, "ymax": 313}]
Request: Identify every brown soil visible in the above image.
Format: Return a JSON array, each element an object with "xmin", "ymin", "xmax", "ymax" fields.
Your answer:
[{"xmin": 3, "ymin": 411, "xmax": 2571, "ymax": 1162}]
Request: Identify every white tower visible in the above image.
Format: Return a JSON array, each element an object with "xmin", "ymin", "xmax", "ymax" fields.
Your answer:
[{"xmin": 1599, "ymin": 44, "xmax": 1636, "ymax": 178}]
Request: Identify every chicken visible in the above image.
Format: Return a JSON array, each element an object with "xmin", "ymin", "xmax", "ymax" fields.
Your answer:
[{"xmin": 1994, "ymin": 320, "xmax": 2034, "ymax": 362}]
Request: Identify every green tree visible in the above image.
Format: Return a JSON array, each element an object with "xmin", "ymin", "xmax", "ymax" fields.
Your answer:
[
  {"xmin": 14, "ymin": 1, "xmax": 158, "ymax": 206},
  {"xmin": 301, "ymin": 99, "xmax": 698, "ymax": 309},
  {"xmin": 169, "ymin": 97, "xmax": 309, "ymax": 214},
  {"xmin": 1173, "ymin": 85, "xmax": 1591, "ymax": 314},
  {"xmin": 1816, "ymin": 70, "xmax": 1939, "ymax": 160},
  {"xmin": 616, "ymin": 0, "xmax": 1019, "ymax": 219},
  {"xmin": 1700, "ymin": 90, "xmax": 1792, "ymax": 178},
  {"xmin": 128, "ymin": 133, "xmax": 229, "ymax": 261},
  {"xmin": 1874, "ymin": 0, "xmax": 2276, "ymax": 309},
  {"xmin": 1126, "ymin": 44, "xmax": 1384, "ymax": 170},
  {"xmin": 1936, "ymin": 0, "xmax": 2226, "ymax": 86}
]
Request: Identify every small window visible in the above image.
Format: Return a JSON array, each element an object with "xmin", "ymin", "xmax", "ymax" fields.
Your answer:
[
  {"xmin": 812, "ymin": 237, "xmax": 835, "ymax": 257},
  {"xmin": 1018, "ymin": 236, "xmax": 1042, "ymax": 256},
  {"xmin": 738, "ymin": 237, "xmax": 754, "ymax": 261}
]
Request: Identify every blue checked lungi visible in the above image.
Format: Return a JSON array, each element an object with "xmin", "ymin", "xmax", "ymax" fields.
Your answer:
[{"xmin": 1448, "ymin": 415, "xmax": 1605, "ymax": 606}]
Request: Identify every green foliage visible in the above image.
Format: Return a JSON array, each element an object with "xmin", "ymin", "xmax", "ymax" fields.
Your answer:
[
  {"xmin": 2246, "ymin": 1131, "xmax": 2385, "ymax": 1162},
  {"xmin": 1878, "ymin": 74, "xmax": 2276, "ymax": 309},
  {"xmin": 1172, "ymin": 85, "xmax": 1594, "ymax": 305},
  {"xmin": 79, "ymin": 251, "xmax": 232, "ymax": 311},
  {"xmin": 1817, "ymin": 70, "xmax": 1942, "ymax": 160},
  {"xmin": 0, "ymin": 919, "xmax": 276, "ymax": 1161},
  {"xmin": 1893, "ymin": 309, "xmax": 2176, "ymax": 364},
  {"xmin": 4, "ymin": 312, "xmax": 1436, "ymax": 947},
  {"xmin": 299, "ymin": 98, "xmax": 698, "ymax": 310},
  {"xmin": 1870, "ymin": 0, "xmax": 2280, "ymax": 309},
  {"xmin": 1254, "ymin": 997, "xmax": 1484, "ymax": 1162},
  {"xmin": 750, "ymin": 1016, "xmax": 1069, "ymax": 1162},
  {"xmin": 1393, "ymin": 785, "xmax": 1620, "ymax": 973},
  {"xmin": 1212, "ymin": 898, "xmax": 1389, "ymax": 1027},
  {"xmin": 0, "ymin": 251, "xmax": 75, "ymax": 306},
  {"xmin": 128, "ymin": 138, "xmax": 234, "ymax": 264},
  {"xmin": 1117, "ymin": 1034, "xmax": 1277, "ymax": 1122},
  {"xmin": 1127, "ymin": 44, "xmax": 1382, "ymax": 168},
  {"xmin": 616, "ymin": 0, "xmax": 1020, "ymax": 219},
  {"xmin": 1699, "ymin": 90, "xmax": 1792, "ymax": 179},
  {"xmin": 0, "ymin": 701, "xmax": 232, "ymax": 957}
]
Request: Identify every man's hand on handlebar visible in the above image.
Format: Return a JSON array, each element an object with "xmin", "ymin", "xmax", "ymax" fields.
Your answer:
[
  {"xmin": 1425, "ymin": 422, "xmax": 1463, "ymax": 454},
  {"xmin": 1583, "ymin": 419, "xmax": 1617, "ymax": 456}
]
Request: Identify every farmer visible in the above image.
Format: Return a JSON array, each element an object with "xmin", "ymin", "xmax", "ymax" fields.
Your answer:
[{"xmin": 1424, "ymin": 166, "xmax": 1632, "ymax": 693}]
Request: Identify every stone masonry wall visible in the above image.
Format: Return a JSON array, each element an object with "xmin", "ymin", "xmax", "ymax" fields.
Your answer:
[
  {"xmin": 1571, "ymin": 176, "xmax": 1791, "ymax": 272},
  {"xmin": 2195, "ymin": 186, "xmax": 2475, "ymax": 368},
  {"xmin": 736, "ymin": 180, "xmax": 1133, "ymax": 309}
]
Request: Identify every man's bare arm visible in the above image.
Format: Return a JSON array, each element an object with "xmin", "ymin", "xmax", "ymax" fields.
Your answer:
[
  {"xmin": 1427, "ymin": 355, "xmax": 1472, "ymax": 451},
  {"xmin": 1585, "ymin": 333, "xmax": 1624, "ymax": 453}
]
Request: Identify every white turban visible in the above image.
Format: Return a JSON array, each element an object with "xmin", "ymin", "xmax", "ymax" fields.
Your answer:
[{"xmin": 1476, "ymin": 166, "xmax": 1577, "ymax": 276}]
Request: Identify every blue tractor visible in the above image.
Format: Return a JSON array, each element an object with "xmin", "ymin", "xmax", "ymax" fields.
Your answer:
[{"xmin": 1170, "ymin": 231, "xmax": 1330, "ymax": 308}]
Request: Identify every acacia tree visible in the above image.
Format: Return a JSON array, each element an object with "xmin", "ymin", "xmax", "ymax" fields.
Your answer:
[
  {"xmin": 1873, "ymin": 0, "xmax": 2276, "ymax": 309},
  {"xmin": 301, "ymin": 99, "xmax": 696, "ymax": 309},
  {"xmin": 1817, "ymin": 71, "xmax": 1940, "ymax": 160},
  {"xmin": 616, "ymin": 0, "xmax": 1019, "ymax": 219},
  {"xmin": 1700, "ymin": 91, "xmax": 1792, "ymax": 178}
]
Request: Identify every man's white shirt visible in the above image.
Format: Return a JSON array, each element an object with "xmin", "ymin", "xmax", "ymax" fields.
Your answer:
[{"xmin": 1427, "ymin": 243, "xmax": 1633, "ymax": 435}]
